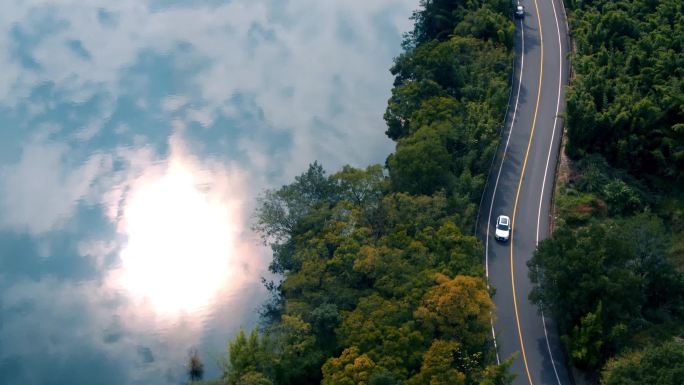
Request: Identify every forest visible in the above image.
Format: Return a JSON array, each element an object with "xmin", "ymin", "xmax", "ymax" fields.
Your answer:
[
  {"xmin": 191, "ymin": 0, "xmax": 517, "ymax": 384},
  {"xmin": 528, "ymin": 0, "xmax": 684, "ymax": 383}
]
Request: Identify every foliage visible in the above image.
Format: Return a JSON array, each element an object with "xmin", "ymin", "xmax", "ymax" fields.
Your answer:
[
  {"xmin": 564, "ymin": 0, "xmax": 684, "ymax": 184},
  {"xmin": 235, "ymin": 372, "xmax": 273, "ymax": 385},
  {"xmin": 554, "ymin": 190, "xmax": 605, "ymax": 227},
  {"xmin": 404, "ymin": 0, "xmax": 512, "ymax": 48},
  {"xmin": 407, "ymin": 340, "xmax": 515, "ymax": 385},
  {"xmin": 385, "ymin": 35, "xmax": 511, "ymax": 219},
  {"xmin": 230, "ymin": 160, "xmax": 509, "ymax": 384},
  {"xmin": 384, "ymin": 2, "xmax": 512, "ymax": 234},
  {"xmin": 407, "ymin": 340, "xmax": 467, "ymax": 385},
  {"xmin": 387, "ymin": 124, "xmax": 456, "ymax": 195},
  {"xmin": 477, "ymin": 357, "xmax": 516, "ymax": 385},
  {"xmin": 415, "ymin": 274, "xmax": 493, "ymax": 353},
  {"xmin": 217, "ymin": 317, "xmax": 323, "ymax": 385},
  {"xmin": 254, "ymin": 162, "xmax": 337, "ymax": 274},
  {"xmin": 337, "ymin": 294, "xmax": 425, "ymax": 376},
  {"xmin": 271, "ymin": 315, "xmax": 323, "ymax": 384},
  {"xmin": 601, "ymin": 179, "xmax": 642, "ymax": 216},
  {"xmin": 321, "ymin": 347, "xmax": 377, "ymax": 385},
  {"xmin": 563, "ymin": 302, "xmax": 606, "ymax": 369},
  {"xmin": 529, "ymin": 214, "xmax": 684, "ymax": 369},
  {"xmin": 254, "ymin": 162, "xmax": 335, "ymax": 244},
  {"xmin": 600, "ymin": 341, "xmax": 684, "ymax": 385},
  {"xmin": 222, "ymin": 329, "xmax": 275, "ymax": 385}
]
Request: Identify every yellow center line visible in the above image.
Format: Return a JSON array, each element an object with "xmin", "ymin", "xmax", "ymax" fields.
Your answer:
[{"xmin": 510, "ymin": 0, "xmax": 544, "ymax": 384}]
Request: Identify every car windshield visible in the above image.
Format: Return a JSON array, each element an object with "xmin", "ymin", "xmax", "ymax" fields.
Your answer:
[{"xmin": 497, "ymin": 223, "xmax": 509, "ymax": 231}]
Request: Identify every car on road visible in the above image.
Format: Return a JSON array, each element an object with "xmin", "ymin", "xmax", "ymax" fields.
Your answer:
[
  {"xmin": 495, "ymin": 215, "xmax": 511, "ymax": 242},
  {"xmin": 515, "ymin": 4, "xmax": 524, "ymax": 18}
]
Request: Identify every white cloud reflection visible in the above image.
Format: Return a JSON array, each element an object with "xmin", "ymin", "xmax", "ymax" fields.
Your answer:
[
  {"xmin": 1, "ymin": 0, "xmax": 415, "ymax": 178},
  {"xmin": 112, "ymin": 135, "xmax": 260, "ymax": 315},
  {"xmin": 0, "ymin": 0, "xmax": 417, "ymax": 383},
  {"xmin": 0, "ymin": 139, "xmax": 112, "ymax": 235}
]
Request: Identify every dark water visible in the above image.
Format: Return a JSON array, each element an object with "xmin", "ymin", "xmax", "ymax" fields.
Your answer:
[{"xmin": 0, "ymin": 1, "xmax": 415, "ymax": 384}]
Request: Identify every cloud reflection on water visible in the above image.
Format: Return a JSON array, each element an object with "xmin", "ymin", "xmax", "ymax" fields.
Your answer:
[
  {"xmin": 0, "ymin": 132, "xmax": 269, "ymax": 383},
  {"xmin": 0, "ymin": 0, "xmax": 416, "ymax": 383},
  {"xmin": 112, "ymin": 134, "xmax": 258, "ymax": 316}
]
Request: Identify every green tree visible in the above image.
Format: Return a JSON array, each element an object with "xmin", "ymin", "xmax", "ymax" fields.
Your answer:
[
  {"xmin": 404, "ymin": 0, "xmax": 512, "ymax": 47},
  {"xmin": 254, "ymin": 162, "xmax": 338, "ymax": 274},
  {"xmin": 565, "ymin": 0, "xmax": 684, "ymax": 183},
  {"xmin": 223, "ymin": 329, "xmax": 275, "ymax": 385},
  {"xmin": 602, "ymin": 179, "xmax": 642, "ymax": 216},
  {"xmin": 529, "ymin": 214, "xmax": 684, "ymax": 369},
  {"xmin": 407, "ymin": 340, "xmax": 466, "ymax": 385},
  {"xmin": 337, "ymin": 294, "xmax": 426, "ymax": 376},
  {"xmin": 368, "ymin": 370, "xmax": 402, "ymax": 385},
  {"xmin": 385, "ymin": 80, "xmax": 445, "ymax": 140},
  {"xmin": 601, "ymin": 341, "xmax": 684, "ymax": 385},
  {"xmin": 309, "ymin": 303, "xmax": 342, "ymax": 345},
  {"xmin": 272, "ymin": 315, "xmax": 323, "ymax": 385},
  {"xmin": 453, "ymin": 4, "xmax": 515, "ymax": 48},
  {"xmin": 380, "ymin": 192, "xmax": 450, "ymax": 236},
  {"xmin": 332, "ymin": 165, "xmax": 388, "ymax": 210},
  {"xmin": 415, "ymin": 274, "xmax": 493, "ymax": 352},
  {"xmin": 388, "ymin": 124, "xmax": 455, "ymax": 195},
  {"xmin": 236, "ymin": 372, "xmax": 273, "ymax": 385},
  {"xmin": 321, "ymin": 347, "xmax": 378, "ymax": 385},
  {"xmin": 563, "ymin": 302, "xmax": 606, "ymax": 369},
  {"xmin": 477, "ymin": 357, "xmax": 516, "ymax": 385}
]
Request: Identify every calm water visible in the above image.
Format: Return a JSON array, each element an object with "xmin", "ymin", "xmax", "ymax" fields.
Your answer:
[{"xmin": 0, "ymin": 1, "xmax": 415, "ymax": 384}]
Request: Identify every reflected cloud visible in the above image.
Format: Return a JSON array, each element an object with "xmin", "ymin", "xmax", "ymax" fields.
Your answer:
[
  {"xmin": 112, "ymin": 135, "xmax": 255, "ymax": 315},
  {"xmin": 0, "ymin": 139, "xmax": 112, "ymax": 235},
  {"xmin": 0, "ymin": 0, "xmax": 416, "ymax": 383},
  {"xmin": 0, "ymin": 134, "xmax": 268, "ymax": 383}
]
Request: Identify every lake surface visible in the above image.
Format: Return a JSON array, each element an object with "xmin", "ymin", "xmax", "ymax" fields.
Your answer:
[{"xmin": 0, "ymin": 1, "xmax": 415, "ymax": 384}]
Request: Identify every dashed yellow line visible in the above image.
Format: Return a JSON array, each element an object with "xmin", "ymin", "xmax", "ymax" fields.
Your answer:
[{"xmin": 510, "ymin": 0, "xmax": 544, "ymax": 384}]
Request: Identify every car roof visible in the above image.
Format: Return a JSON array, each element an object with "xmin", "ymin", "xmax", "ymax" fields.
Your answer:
[{"xmin": 498, "ymin": 215, "xmax": 510, "ymax": 225}]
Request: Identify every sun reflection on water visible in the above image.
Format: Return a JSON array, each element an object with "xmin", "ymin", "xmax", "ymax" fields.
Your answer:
[{"xmin": 117, "ymin": 151, "xmax": 240, "ymax": 315}]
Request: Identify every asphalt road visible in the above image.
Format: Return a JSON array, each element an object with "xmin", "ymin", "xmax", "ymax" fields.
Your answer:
[{"xmin": 477, "ymin": 0, "xmax": 571, "ymax": 384}]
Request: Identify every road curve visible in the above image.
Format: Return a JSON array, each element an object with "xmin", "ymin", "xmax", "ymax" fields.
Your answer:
[{"xmin": 477, "ymin": 0, "xmax": 571, "ymax": 384}]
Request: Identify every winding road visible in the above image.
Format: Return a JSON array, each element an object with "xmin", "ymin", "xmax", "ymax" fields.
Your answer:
[{"xmin": 477, "ymin": 0, "xmax": 571, "ymax": 384}]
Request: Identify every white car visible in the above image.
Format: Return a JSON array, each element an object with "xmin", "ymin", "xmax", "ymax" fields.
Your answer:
[
  {"xmin": 495, "ymin": 215, "xmax": 511, "ymax": 242},
  {"xmin": 515, "ymin": 5, "xmax": 524, "ymax": 18}
]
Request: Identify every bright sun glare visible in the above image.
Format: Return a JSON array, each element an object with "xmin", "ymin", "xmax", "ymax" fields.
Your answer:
[{"xmin": 118, "ymin": 158, "xmax": 237, "ymax": 315}]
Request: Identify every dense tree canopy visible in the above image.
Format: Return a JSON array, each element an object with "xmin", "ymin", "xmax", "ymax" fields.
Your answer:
[
  {"xmin": 529, "ymin": 214, "xmax": 684, "ymax": 369},
  {"xmin": 385, "ymin": 35, "xmax": 511, "ymax": 209},
  {"xmin": 415, "ymin": 274, "xmax": 493, "ymax": 352},
  {"xmin": 601, "ymin": 341, "xmax": 684, "ymax": 385},
  {"xmin": 564, "ymin": 0, "xmax": 684, "ymax": 184},
  {"xmin": 230, "ymin": 162, "xmax": 507, "ymax": 384},
  {"xmin": 404, "ymin": 0, "xmax": 513, "ymax": 48},
  {"xmin": 385, "ymin": 0, "xmax": 512, "ymax": 223},
  {"xmin": 201, "ymin": 0, "xmax": 517, "ymax": 383},
  {"xmin": 321, "ymin": 347, "xmax": 377, "ymax": 385}
]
